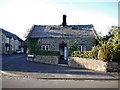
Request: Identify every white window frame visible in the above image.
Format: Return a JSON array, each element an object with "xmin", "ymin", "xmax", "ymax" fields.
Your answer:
[
  {"xmin": 79, "ymin": 45, "xmax": 87, "ymax": 51},
  {"xmin": 41, "ymin": 45, "xmax": 50, "ymax": 51}
]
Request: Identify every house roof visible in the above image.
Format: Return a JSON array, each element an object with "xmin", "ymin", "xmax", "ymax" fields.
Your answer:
[
  {"xmin": 0, "ymin": 28, "xmax": 23, "ymax": 41},
  {"xmin": 27, "ymin": 24, "xmax": 97, "ymax": 38}
]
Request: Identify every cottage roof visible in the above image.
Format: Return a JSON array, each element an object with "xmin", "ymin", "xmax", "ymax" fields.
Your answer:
[
  {"xmin": 0, "ymin": 28, "xmax": 23, "ymax": 41},
  {"xmin": 28, "ymin": 25, "xmax": 97, "ymax": 38}
]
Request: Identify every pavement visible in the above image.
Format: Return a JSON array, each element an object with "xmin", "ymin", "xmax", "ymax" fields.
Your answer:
[{"xmin": 1, "ymin": 67, "xmax": 119, "ymax": 81}]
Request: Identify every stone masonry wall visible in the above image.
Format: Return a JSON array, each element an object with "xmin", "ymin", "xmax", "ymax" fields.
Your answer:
[
  {"xmin": 27, "ymin": 55, "xmax": 59, "ymax": 65},
  {"xmin": 68, "ymin": 57, "xmax": 119, "ymax": 72}
]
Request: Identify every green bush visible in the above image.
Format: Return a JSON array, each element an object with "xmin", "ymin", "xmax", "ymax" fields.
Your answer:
[
  {"xmin": 98, "ymin": 44, "xmax": 114, "ymax": 62},
  {"xmin": 68, "ymin": 44, "xmax": 77, "ymax": 56},
  {"xmin": 70, "ymin": 51, "xmax": 92, "ymax": 58},
  {"xmin": 70, "ymin": 51, "xmax": 80, "ymax": 57},
  {"xmin": 69, "ymin": 43, "xmax": 120, "ymax": 62},
  {"xmin": 82, "ymin": 51, "xmax": 92, "ymax": 58},
  {"xmin": 91, "ymin": 46, "xmax": 99, "ymax": 60},
  {"xmin": 34, "ymin": 50, "xmax": 59, "ymax": 56}
]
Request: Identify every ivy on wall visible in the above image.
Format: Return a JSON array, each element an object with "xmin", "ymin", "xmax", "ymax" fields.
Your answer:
[{"xmin": 27, "ymin": 38, "xmax": 39, "ymax": 54}]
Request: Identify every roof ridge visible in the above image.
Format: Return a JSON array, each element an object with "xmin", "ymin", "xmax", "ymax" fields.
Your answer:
[{"xmin": 0, "ymin": 28, "xmax": 23, "ymax": 41}]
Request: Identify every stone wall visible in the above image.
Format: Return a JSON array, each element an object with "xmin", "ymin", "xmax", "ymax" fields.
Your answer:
[
  {"xmin": 68, "ymin": 57, "xmax": 119, "ymax": 72},
  {"xmin": 27, "ymin": 55, "xmax": 59, "ymax": 65}
]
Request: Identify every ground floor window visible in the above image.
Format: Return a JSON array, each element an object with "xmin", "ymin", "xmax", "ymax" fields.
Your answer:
[
  {"xmin": 41, "ymin": 45, "xmax": 50, "ymax": 51},
  {"xmin": 79, "ymin": 45, "xmax": 87, "ymax": 51}
]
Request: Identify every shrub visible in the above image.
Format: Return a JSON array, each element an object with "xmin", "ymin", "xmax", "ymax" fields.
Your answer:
[
  {"xmin": 98, "ymin": 44, "xmax": 114, "ymax": 62},
  {"xmin": 69, "ymin": 43, "xmax": 120, "ymax": 62},
  {"xmin": 91, "ymin": 46, "xmax": 99, "ymax": 60},
  {"xmin": 70, "ymin": 51, "xmax": 80, "ymax": 57},
  {"xmin": 83, "ymin": 51, "xmax": 91, "ymax": 58},
  {"xmin": 70, "ymin": 51, "xmax": 92, "ymax": 58},
  {"xmin": 34, "ymin": 50, "xmax": 59, "ymax": 56},
  {"xmin": 68, "ymin": 44, "xmax": 77, "ymax": 56}
]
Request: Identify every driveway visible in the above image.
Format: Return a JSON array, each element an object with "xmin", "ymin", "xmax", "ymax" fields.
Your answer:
[{"xmin": 1, "ymin": 54, "xmax": 119, "ymax": 80}]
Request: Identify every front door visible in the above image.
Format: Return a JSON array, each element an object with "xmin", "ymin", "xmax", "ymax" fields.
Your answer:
[{"xmin": 59, "ymin": 42, "xmax": 67, "ymax": 64}]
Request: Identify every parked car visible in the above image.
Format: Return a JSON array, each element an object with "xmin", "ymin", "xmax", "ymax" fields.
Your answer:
[{"xmin": 16, "ymin": 50, "xmax": 22, "ymax": 54}]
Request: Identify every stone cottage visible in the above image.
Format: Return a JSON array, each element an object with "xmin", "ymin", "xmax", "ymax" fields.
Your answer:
[
  {"xmin": 0, "ymin": 28, "xmax": 24, "ymax": 54},
  {"xmin": 27, "ymin": 15, "xmax": 97, "ymax": 64}
]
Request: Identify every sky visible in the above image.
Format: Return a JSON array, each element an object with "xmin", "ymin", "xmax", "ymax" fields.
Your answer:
[{"xmin": 0, "ymin": 0, "xmax": 119, "ymax": 40}]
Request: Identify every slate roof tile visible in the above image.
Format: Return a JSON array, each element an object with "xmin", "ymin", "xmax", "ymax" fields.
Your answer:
[{"xmin": 28, "ymin": 25, "xmax": 97, "ymax": 38}]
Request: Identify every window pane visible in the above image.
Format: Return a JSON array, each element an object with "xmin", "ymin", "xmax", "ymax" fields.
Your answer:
[
  {"xmin": 46, "ymin": 46, "xmax": 48, "ymax": 50},
  {"xmin": 83, "ymin": 46, "xmax": 86, "ymax": 51},
  {"xmin": 42, "ymin": 46, "xmax": 45, "ymax": 50}
]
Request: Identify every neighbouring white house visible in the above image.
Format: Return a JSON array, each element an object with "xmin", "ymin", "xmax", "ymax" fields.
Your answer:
[{"xmin": 0, "ymin": 28, "xmax": 24, "ymax": 54}]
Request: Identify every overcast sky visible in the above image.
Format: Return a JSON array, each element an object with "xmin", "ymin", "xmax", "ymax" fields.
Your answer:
[{"xmin": 0, "ymin": 0, "xmax": 119, "ymax": 40}]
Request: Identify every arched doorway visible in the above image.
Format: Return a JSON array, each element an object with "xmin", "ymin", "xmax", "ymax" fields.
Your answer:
[{"xmin": 59, "ymin": 41, "xmax": 67, "ymax": 64}]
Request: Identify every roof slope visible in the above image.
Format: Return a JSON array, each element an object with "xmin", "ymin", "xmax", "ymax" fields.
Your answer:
[
  {"xmin": 0, "ymin": 28, "xmax": 23, "ymax": 41},
  {"xmin": 28, "ymin": 25, "xmax": 97, "ymax": 38}
]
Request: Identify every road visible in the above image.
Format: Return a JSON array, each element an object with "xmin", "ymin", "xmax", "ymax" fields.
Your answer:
[
  {"xmin": 2, "ymin": 78, "xmax": 118, "ymax": 88},
  {"xmin": 1, "ymin": 54, "xmax": 119, "ymax": 88}
]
